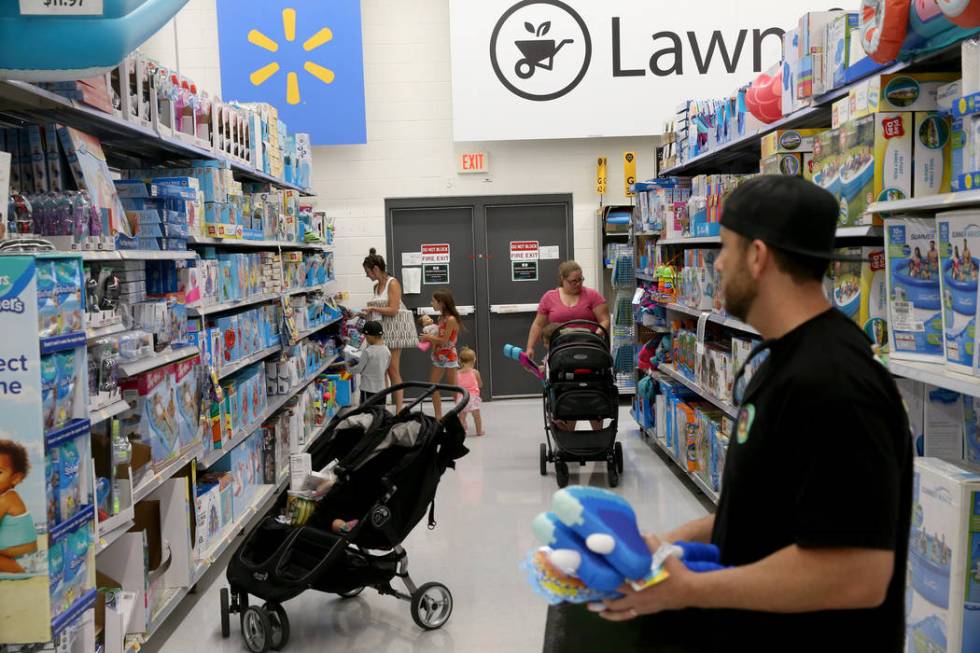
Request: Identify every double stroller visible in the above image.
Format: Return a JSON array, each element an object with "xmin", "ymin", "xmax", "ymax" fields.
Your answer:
[
  {"xmin": 539, "ymin": 321, "xmax": 623, "ymax": 488},
  {"xmin": 219, "ymin": 383, "xmax": 469, "ymax": 653}
]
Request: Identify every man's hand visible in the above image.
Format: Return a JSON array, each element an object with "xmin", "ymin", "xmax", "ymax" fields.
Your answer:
[{"xmin": 594, "ymin": 535, "xmax": 700, "ymax": 622}]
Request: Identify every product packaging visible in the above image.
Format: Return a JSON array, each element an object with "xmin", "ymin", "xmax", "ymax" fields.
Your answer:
[
  {"xmin": 885, "ymin": 217, "xmax": 945, "ymax": 362},
  {"xmin": 914, "ymin": 113, "xmax": 954, "ymax": 197},
  {"xmin": 937, "ymin": 211, "xmax": 980, "ymax": 375},
  {"xmin": 829, "ymin": 247, "xmax": 889, "ymax": 352}
]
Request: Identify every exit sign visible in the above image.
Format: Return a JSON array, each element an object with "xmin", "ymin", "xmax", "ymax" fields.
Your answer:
[{"xmin": 459, "ymin": 152, "xmax": 489, "ymax": 174}]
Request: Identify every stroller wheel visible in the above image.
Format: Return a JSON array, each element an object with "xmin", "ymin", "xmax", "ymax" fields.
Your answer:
[
  {"xmin": 411, "ymin": 582, "xmax": 454, "ymax": 630},
  {"xmin": 607, "ymin": 459, "xmax": 621, "ymax": 488},
  {"xmin": 539, "ymin": 443, "xmax": 548, "ymax": 476},
  {"xmin": 615, "ymin": 442, "xmax": 624, "ymax": 474},
  {"xmin": 219, "ymin": 588, "xmax": 231, "ymax": 639},
  {"xmin": 263, "ymin": 603, "xmax": 290, "ymax": 651},
  {"xmin": 241, "ymin": 606, "xmax": 272, "ymax": 653},
  {"xmin": 337, "ymin": 586, "xmax": 365, "ymax": 599},
  {"xmin": 555, "ymin": 461, "xmax": 570, "ymax": 488}
]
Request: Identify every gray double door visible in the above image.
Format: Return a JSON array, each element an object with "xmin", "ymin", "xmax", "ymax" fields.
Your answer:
[{"xmin": 386, "ymin": 194, "xmax": 573, "ymax": 400}]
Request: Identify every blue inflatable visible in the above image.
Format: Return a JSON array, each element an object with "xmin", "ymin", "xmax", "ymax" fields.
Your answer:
[{"xmin": 0, "ymin": 0, "xmax": 188, "ymax": 81}]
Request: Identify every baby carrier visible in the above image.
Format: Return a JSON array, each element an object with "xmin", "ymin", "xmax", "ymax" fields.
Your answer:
[
  {"xmin": 539, "ymin": 321, "xmax": 622, "ymax": 488},
  {"xmin": 219, "ymin": 383, "xmax": 469, "ymax": 653}
]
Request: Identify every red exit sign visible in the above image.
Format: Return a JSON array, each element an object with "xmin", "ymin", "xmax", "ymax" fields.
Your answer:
[{"xmin": 459, "ymin": 152, "xmax": 489, "ymax": 174}]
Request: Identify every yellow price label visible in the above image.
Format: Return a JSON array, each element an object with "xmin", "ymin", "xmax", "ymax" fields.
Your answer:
[
  {"xmin": 596, "ymin": 157, "xmax": 608, "ymax": 196},
  {"xmin": 624, "ymin": 151, "xmax": 637, "ymax": 197}
]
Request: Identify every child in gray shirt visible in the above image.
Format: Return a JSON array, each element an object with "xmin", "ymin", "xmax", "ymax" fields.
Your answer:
[{"xmin": 351, "ymin": 321, "xmax": 391, "ymax": 404}]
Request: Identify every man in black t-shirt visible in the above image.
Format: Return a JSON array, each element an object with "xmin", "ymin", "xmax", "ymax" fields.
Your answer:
[{"xmin": 596, "ymin": 176, "xmax": 912, "ymax": 652}]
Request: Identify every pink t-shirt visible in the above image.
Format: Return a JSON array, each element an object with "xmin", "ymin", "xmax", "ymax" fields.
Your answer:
[{"xmin": 537, "ymin": 287, "xmax": 607, "ymax": 326}]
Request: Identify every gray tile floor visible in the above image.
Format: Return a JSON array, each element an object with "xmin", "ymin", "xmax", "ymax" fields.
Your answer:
[{"xmin": 153, "ymin": 399, "xmax": 709, "ymax": 653}]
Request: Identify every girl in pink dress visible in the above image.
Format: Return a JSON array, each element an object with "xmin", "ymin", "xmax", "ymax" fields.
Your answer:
[{"xmin": 456, "ymin": 347, "xmax": 485, "ymax": 436}]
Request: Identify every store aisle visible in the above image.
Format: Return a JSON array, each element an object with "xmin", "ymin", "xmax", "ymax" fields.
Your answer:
[{"xmin": 153, "ymin": 400, "xmax": 710, "ymax": 653}]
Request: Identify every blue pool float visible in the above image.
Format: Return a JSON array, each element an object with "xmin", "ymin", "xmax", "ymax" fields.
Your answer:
[{"xmin": 0, "ymin": 0, "xmax": 188, "ymax": 82}]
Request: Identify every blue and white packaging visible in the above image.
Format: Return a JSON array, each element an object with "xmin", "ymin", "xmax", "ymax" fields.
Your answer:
[
  {"xmin": 885, "ymin": 217, "xmax": 945, "ymax": 362},
  {"xmin": 906, "ymin": 458, "xmax": 980, "ymax": 653},
  {"xmin": 937, "ymin": 211, "xmax": 980, "ymax": 375}
]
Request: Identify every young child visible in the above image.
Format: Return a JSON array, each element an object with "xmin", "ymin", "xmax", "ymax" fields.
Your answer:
[
  {"xmin": 456, "ymin": 347, "xmax": 485, "ymax": 436},
  {"xmin": 350, "ymin": 321, "xmax": 392, "ymax": 405},
  {"xmin": 0, "ymin": 439, "xmax": 38, "ymax": 573},
  {"xmin": 420, "ymin": 289, "xmax": 461, "ymax": 419},
  {"xmin": 416, "ymin": 314, "xmax": 440, "ymax": 353}
]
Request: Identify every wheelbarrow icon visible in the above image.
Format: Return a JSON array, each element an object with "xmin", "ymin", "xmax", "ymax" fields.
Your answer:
[{"xmin": 514, "ymin": 38, "xmax": 574, "ymax": 79}]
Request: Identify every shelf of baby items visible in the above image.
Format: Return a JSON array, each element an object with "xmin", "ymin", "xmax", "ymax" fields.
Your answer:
[
  {"xmin": 187, "ymin": 292, "xmax": 282, "ymax": 318},
  {"xmin": 216, "ymin": 344, "xmax": 283, "ymax": 382},
  {"xmin": 296, "ymin": 314, "xmax": 344, "ymax": 342},
  {"xmin": 659, "ymin": 365, "xmax": 740, "ymax": 419},
  {"xmin": 0, "ymin": 80, "xmax": 314, "ymax": 196},
  {"xmin": 664, "ymin": 303, "xmax": 760, "ymax": 336},
  {"xmin": 86, "ymin": 321, "xmax": 126, "ymax": 342},
  {"xmin": 187, "ymin": 236, "xmax": 329, "ymax": 251},
  {"xmin": 132, "ymin": 444, "xmax": 204, "ymax": 503},
  {"xmin": 89, "ymin": 398, "xmax": 132, "ymax": 426},
  {"xmin": 116, "ymin": 345, "xmax": 200, "ymax": 379},
  {"xmin": 80, "ymin": 250, "xmax": 198, "ymax": 262},
  {"xmin": 888, "ymin": 359, "xmax": 980, "ymax": 399},
  {"xmin": 869, "ymin": 191, "xmax": 980, "ymax": 216},
  {"xmin": 200, "ymin": 353, "xmax": 341, "ymax": 469}
]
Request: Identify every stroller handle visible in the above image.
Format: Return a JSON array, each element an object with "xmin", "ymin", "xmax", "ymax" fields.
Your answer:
[
  {"xmin": 361, "ymin": 382, "xmax": 471, "ymax": 421},
  {"xmin": 554, "ymin": 319, "xmax": 610, "ymax": 344}
]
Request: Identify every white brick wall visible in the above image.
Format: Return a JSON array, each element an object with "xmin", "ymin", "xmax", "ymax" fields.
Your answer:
[{"xmin": 142, "ymin": 0, "xmax": 657, "ymax": 306}]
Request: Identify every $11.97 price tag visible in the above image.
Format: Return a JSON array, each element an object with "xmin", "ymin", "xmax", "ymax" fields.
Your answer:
[{"xmin": 19, "ymin": 0, "xmax": 103, "ymax": 16}]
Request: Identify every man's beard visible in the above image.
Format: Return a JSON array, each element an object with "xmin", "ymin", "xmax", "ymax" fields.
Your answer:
[{"xmin": 723, "ymin": 261, "xmax": 758, "ymax": 322}]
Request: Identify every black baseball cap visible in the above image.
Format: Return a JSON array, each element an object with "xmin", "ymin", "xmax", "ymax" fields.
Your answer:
[
  {"xmin": 363, "ymin": 321, "xmax": 383, "ymax": 337},
  {"xmin": 720, "ymin": 175, "xmax": 856, "ymax": 261}
]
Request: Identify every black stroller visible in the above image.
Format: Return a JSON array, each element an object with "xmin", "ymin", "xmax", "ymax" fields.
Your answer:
[
  {"xmin": 538, "ymin": 321, "xmax": 622, "ymax": 488},
  {"xmin": 218, "ymin": 383, "xmax": 470, "ymax": 653}
]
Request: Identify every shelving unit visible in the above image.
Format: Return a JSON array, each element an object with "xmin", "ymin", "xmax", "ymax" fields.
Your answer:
[
  {"xmin": 89, "ymin": 398, "xmax": 132, "ymax": 425},
  {"xmin": 658, "ymin": 365, "xmax": 739, "ymax": 419},
  {"xmin": 663, "ymin": 303, "xmax": 759, "ymax": 336},
  {"xmin": 117, "ymin": 346, "xmax": 199, "ymax": 378},
  {"xmin": 216, "ymin": 344, "xmax": 283, "ymax": 381},
  {"xmin": 187, "ymin": 293, "xmax": 281, "ymax": 317},
  {"xmin": 869, "ymin": 190, "xmax": 980, "ymax": 215},
  {"xmin": 81, "ymin": 250, "xmax": 198, "ymax": 261},
  {"xmin": 642, "ymin": 426, "xmax": 719, "ymax": 505},
  {"xmin": 188, "ymin": 236, "xmax": 329, "ymax": 250},
  {"xmin": 888, "ymin": 359, "xmax": 980, "ymax": 399}
]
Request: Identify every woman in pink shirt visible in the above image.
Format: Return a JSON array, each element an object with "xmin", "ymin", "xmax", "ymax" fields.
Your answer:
[{"xmin": 525, "ymin": 260, "xmax": 611, "ymax": 361}]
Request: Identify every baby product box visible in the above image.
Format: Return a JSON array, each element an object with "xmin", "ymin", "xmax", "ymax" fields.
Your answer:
[
  {"xmin": 120, "ymin": 368, "xmax": 181, "ymax": 470},
  {"xmin": 924, "ymin": 386, "xmax": 966, "ymax": 462},
  {"xmin": 194, "ymin": 483, "xmax": 223, "ymax": 558},
  {"xmin": 840, "ymin": 113, "xmax": 912, "ymax": 226},
  {"xmin": 906, "ymin": 458, "xmax": 980, "ymax": 653},
  {"xmin": 831, "ymin": 247, "xmax": 889, "ymax": 352},
  {"xmin": 937, "ymin": 211, "xmax": 980, "ymax": 375},
  {"xmin": 173, "ymin": 356, "xmax": 201, "ymax": 452},
  {"xmin": 914, "ymin": 113, "xmax": 954, "ymax": 198},
  {"xmin": 885, "ymin": 217, "xmax": 945, "ymax": 362}
]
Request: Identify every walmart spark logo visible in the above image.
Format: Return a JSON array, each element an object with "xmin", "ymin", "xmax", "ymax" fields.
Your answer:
[{"xmin": 246, "ymin": 8, "xmax": 335, "ymax": 105}]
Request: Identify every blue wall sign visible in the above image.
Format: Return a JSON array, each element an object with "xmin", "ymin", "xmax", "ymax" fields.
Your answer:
[{"xmin": 216, "ymin": 0, "xmax": 367, "ymax": 145}]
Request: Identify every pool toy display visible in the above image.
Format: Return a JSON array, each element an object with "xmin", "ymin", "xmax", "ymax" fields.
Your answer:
[
  {"xmin": 0, "ymin": 0, "xmax": 189, "ymax": 82},
  {"xmin": 861, "ymin": 0, "xmax": 911, "ymax": 64},
  {"xmin": 937, "ymin": 210, "xmax": 980, "ymax": 375},
  {"xmin": 828, "ymin": 247, "xmax": 890, "ymax": 353},
  {"xmin": 939, "ymin": 0, "xmax": 980, "ymax": 28},
  {"xmin": 745, "ymin": 69, "xmax": 784, "ymax": 125},
  {"xmin": 906, "ymin": 458, "xmax": 980, "ymax": 653}
]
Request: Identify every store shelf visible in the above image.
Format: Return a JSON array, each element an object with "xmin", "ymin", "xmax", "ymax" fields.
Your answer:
[
  {"xmin": 201, "ymin": 354, "xmax": 341, "ymax": 468},
  {"xmin": 284, "ymin": 281, "xmax": 337, "ymax": 297},
  {"xmin": 50, "ymin": 505, "xmax": 95, "ymax": 544},
  {"xmin": 869, "ymin": 191, "xmax": 980, "ymax": 216},
  {"xmin": 657, "ymin": 226, "xmax": 884, "ymax": 249},
  {"xmin": 188, "ymin": 236, "xmax": 329, "ymax": 250},
  {"xmin": 644, "ymin": 428, "xmax": 720, "ymax": 506},
  {"xmin": 663, "ymin": 303, "xmax": 760, "ymax": 336},
  {"xmin": 188, "ymin": 293, "xmax": 281, "ymax": 317},
  {"xmin": 117, "ymin": 346, "xmax": 199, "ymax": 378},
  {"xmin": 217, "ymin": 344, "xmax": 282, "ymax": 381},
  {"xmin": 86, "ymin": 320, "xmax": 126, "ymax": 341},
  {"xmin": 52, "ymin": 589, "xmax": 99, "ymax": 641},
  {"xmin": 80, "ymin": 250, "xmax": 197, "ymax": 261},
  {"xmin": 0, "ymin": 80, "xmax": 314, "ymax": 196},
  {"xmin": 40, "ymin": 331, "xmax": 86, "ymax": 355},
  {"xmin": 889, "ymin": 359, "xmax": 980, "ymax": 399},
  {"xmin": 97, "ymin": 508, "xmax": 136, "ymax": 555},
  {"xmin": 658, "ymin": 236, "xmax": 721, "ymax": 246},
  {"xmin": 659, "ymin": 365, "xmax": 739, "ymax": 418},
  {"xmin": 296, "ymin": 315, "xmax": 343, "ymax": 341},
  {"xmin": 133, "ymin": 444, "xmax": 203, "ymax": 503},
  {"xmin": 89, "ymin": 398, "xmax": 131, "ymax": 425}
]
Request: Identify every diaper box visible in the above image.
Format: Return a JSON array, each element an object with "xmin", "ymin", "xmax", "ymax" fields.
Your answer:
[
  {"xmin": 885, "ymin": 217, "xmax": 945, "ymax": 362},
  {"xmin": 830, "ymin": 247, "xmax": 889, "ymax": 352},
  {"xmin": 937, "ymin": 211, "xmax": 980, "ymax": 375},
  {"xmin": 906, "ymin": 458, "xmax": 980, "ymax": 653},
  {"xmin": 914, "ymin": 113, "xmax": 953, "ymax": 198},
  {"xmin": 840, "ymin": 113, "xmax": 912, "ymax": 226}
]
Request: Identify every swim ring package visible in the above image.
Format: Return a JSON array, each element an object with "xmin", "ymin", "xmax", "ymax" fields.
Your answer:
[
  {"xmin": 936, "ymin": 210, "xmax": 980, "ymax": 374},
  {"xmin": 884, "ymin": 217, "xmax": 946, "ymax": 362}
]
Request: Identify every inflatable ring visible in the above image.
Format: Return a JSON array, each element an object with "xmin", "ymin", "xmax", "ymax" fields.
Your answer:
[
  {"xmin": 861, "ymin": 0, "xmax": 912, "ymax": 64},
  {"xmin": 938, "ymin": 0, "xmax": 980, "ymax": 27},
  {"xmin": 746, "ymin": 71, "xmax": 783, "ymax": 124}
]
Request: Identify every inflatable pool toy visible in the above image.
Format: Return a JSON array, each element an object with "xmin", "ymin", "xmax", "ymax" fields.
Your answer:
[
  {"xmin": 861, "ymin": 0, "xmax": 912, "ymax": 64},
  {"xmin": 503, "ymin": 344, "xmax": 544, "ymax": 382},
  {"xmin": 745, "ymin": 69, "xmax": 783, "ymax": 124},
  {"xmin": 938, "ymin": 0, "xmax": 980, "ymax": 27},
  {"xmin": 0, "ymin": 0, "xmax": 189, "ymax": 82},
  {"xmin": 892, "ymin": 258, "xmax": 943, "ymax": 310}
]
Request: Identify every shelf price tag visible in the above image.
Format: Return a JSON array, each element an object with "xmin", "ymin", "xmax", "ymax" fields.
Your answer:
[
  {"xmin": 624, "ymin": 152, "xmax": 637, "ymax": 197},
  {"xmin": 20, "ymin": 0, "xmax": 104, "ymax": 15},
  {"xmin": 596, "ymin": 157, "xmax": 608, "ymax": 196}
]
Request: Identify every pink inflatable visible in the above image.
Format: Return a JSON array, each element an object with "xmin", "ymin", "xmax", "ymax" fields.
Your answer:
[
  {"xmin": 746, "ymin": 70, "xmax": 783, "ymax": 124},
  {"xmin": 861, "ymin": 0, "xmax": 912, "ymax": 63}
]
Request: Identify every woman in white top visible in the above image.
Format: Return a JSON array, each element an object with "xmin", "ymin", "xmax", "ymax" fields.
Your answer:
[{"xmin": 363, "ymin": 249, "xmax": 418, "ymax": 412}]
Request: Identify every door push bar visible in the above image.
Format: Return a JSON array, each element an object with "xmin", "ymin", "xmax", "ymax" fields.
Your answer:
[
  {"xmin": 416, "ymin": 305, "xmax": 476, "ymax": 317},
  {"xmin": 490, "ymin": 304, "xmax": 539, "ymax": 314}
]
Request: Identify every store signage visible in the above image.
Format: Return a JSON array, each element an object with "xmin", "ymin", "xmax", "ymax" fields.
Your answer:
[
  {"xmin": 424, "ymin": 264, "xmax": 451, "ymax": 285},
  {"xmin": 513, "ymin": 261, "xmax": 539, "ymax": 282},
  {"xmin": 19, "ymin": 0, "xmax": 103, "ymax": 15},
  {"xmin": 596, "ymin": 156, "xmax": 607, "ymax": 195},
  {"xmin": 450, "ymin": 0, "xmax": 842, "ymax": 140},
  {"xmin": 624, "ymin": 151, "xmax": 637, "ymax": 197},
  {"xmin": 510, "ymin": 241, "xmax": 540, "ymax": 261},
  {"xmin": 459, "ymin": 152, "xmax": 490, "ymax": 174},
  {"xmin": 216, "ymin": 0, "xmax": 367, "ymax": 145},
  {"xmin": 421, "ymin": 244, "xmax": 451, "ymax": 264}
]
